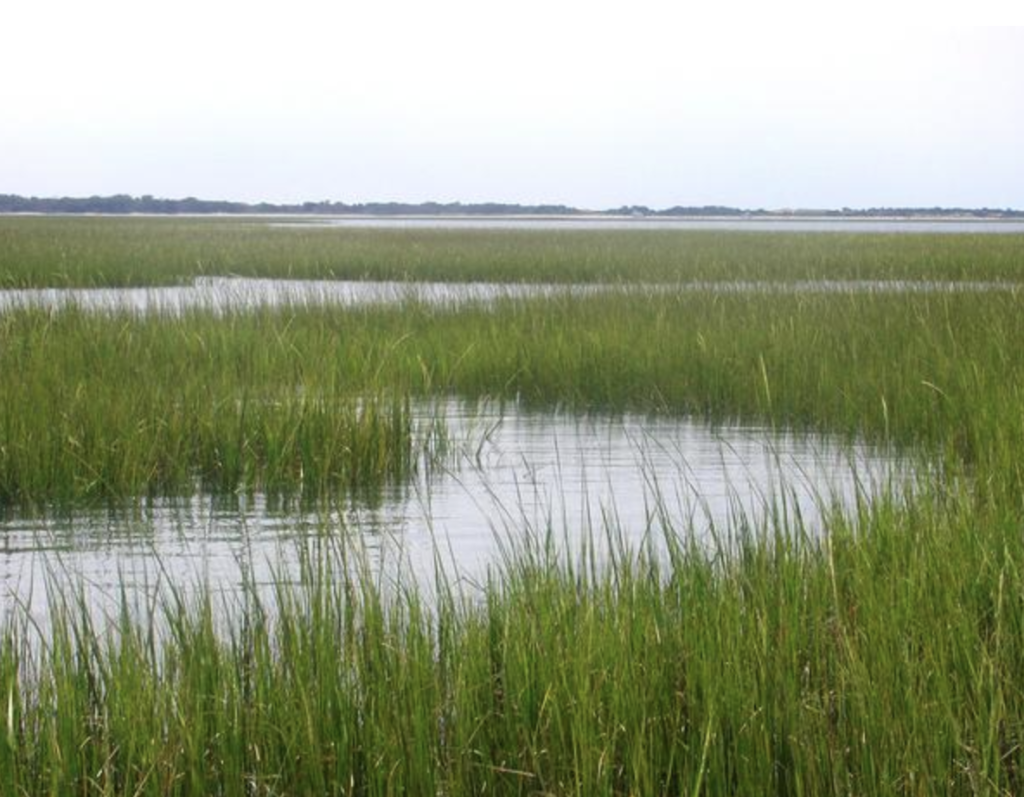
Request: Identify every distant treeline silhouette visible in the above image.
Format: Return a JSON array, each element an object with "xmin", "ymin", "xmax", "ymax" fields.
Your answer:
[{"xmin": 1, "ymin": 194, "xmax": 1021, "ymax": 218}]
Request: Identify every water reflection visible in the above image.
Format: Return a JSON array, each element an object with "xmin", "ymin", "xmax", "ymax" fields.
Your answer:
[
  {"xmin": 0, "ymin": 276, "xmax": 1016, "ymax": 315},
  {"xmin": 0, "ymin": 277, "xmax": 599, "ymax": 314},
  {"xmin": 0, "ymin": 401, "xmax": 907, "ymax": 629},
  {"xmin": 276, "ymin": 217, "xmax": 1024, "ymax": 234}
]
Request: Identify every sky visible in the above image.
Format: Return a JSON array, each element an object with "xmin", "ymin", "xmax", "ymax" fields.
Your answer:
[{"xmin": 2, "ymin": 3, "xmax": 1023, "ymax": 210}]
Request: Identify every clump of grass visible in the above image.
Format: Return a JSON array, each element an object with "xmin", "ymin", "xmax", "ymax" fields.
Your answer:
[{"xmin": 0, "ymin": 303, "xmax": 426, "ymax": 510}]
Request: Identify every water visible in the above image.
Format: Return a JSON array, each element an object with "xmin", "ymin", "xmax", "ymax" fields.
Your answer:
[
  {"xmin": 276, "ymin": 216, "xmax": 1024, "ymax": 234},
  {"xmin": 0, "ymin": 277, "xmax": 605, "ymax": 315},
  {"xmin": 0, "ymin": 273, "xmax": 916, "ymax": 628},
  {"xmin": 0, "ymin": 400, "xmax": 906, "ymax": 629},
  {"xmin": 0, "ymin": 276, "xmax": 1016, "ymax": 315}
]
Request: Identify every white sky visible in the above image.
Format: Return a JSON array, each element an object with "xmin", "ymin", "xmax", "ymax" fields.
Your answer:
[{"xmin": 2, "ymin": 3, "xmax": 1023, "ymax": 209}]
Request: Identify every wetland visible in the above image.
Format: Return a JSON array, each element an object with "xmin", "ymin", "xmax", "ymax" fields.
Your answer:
[{"xmin": 1, "ymin": 216, "xmax": 1023, "ymax": 795}]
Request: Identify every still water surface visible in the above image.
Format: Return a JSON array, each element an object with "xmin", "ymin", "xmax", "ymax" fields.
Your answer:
[
  {"xmin": 0, "ymin": 400, "xmax": 906, "ymax": 628},
  {"xmin": 0, "ymin": 276, "xmax": 1016, "ymax": 315},
  {"xmin": 0, "ymin": 278, "xmax": 597, "ymax": 314},
  {"xmin": 281, "ymin": 217, "xmax": 1024, "ymax": 233}
]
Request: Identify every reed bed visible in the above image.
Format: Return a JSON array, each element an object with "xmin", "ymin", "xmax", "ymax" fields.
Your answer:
[
  {"xmin": 7, "ymin": 284, "xmax": 1019, "ymax": 506},
  {"xmin": 2, "ymin": 220, "xmax": 1024, "ymax": 793},
  {"xmin": 2, "ymin": 216, "xmax": 1024, "ymax": 287},
  {"xmin": 0, "ymin": 304, "xmax": 427, "ymax": 510},
  {"xmin": 3, "ymin": 286, "xmax": 1023, "ymax": 525},
  {"xmin": 1, "ymin": 490, "xmax": 1023, "ymax": 795}
]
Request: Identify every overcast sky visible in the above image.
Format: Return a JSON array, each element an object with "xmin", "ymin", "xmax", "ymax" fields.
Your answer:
[{"xmin": 2, "ymin": 3, "xmax": 1022, "ymax": 209}]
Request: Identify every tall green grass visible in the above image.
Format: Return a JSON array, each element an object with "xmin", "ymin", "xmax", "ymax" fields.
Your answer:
[
  {"xmin": 2, "ymin": 488, "xmax": 1023, "ymax": 795},
  {"xmin": 4, "ymin": 285, "xmax": 1023, "ymax": 507},
  {"xmin": 0, "ymin": 304, "xmax": 427, "ymax": 510},
  {"xmin": 2, "ymin": 216, "xmax": 1024, "ymax": 287}
]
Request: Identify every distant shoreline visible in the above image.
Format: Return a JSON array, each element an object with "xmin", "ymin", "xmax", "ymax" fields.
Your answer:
[
  {"xmin": 5, "ymin": 212, "xmax": 1024, "ymax": 224},
  {"xmin": 1, "ymin": 194, "xmax": 1021, "ymax": 219}
]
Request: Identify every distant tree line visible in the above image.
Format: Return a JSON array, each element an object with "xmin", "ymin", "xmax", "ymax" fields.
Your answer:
[
  {"xmin": 612, "ymin": 204, "xmax": 1024, "ymax": 219},
  {"xmin": 0, "ymin": 194, "xmax": 583, "ymax": 216},
  {"xmin": 0, "ymin": 194, "xmax": 1021, "ymax": 218}
]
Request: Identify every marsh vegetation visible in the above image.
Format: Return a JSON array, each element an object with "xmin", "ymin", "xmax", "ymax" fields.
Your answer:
[{"xmin": 1, "ymin": 218, "xmax": 1024, "ymax": 794}]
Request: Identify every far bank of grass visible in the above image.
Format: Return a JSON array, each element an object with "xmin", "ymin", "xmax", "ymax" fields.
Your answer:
[{"xmin": 2, "ymin": 215, "xmax": 1024, "ymax": 287}]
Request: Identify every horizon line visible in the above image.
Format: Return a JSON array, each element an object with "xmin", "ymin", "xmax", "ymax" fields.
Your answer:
[{"xmin": 2, "ymin": 193, "xmax": 1023, "ymax": 217}]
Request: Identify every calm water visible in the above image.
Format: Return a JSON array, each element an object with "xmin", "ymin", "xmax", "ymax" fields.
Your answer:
[
  {"xmin": 0, "ymin": 274, "xmax": 917, "ymax": 629},
  {"xmin": 0, "ymin": 277, "xmax": 603, "ymax": 315},
  {"xmin": 0, "ymin": 276, "xmax": 1017, "ymax": 315},
  {"xmin": 278, "ymin": 216, "xmax": 1024, "ymax": 234},
  {"xmin": 0, "ymin": 400, "xmax": 907, "ymax": 628}
]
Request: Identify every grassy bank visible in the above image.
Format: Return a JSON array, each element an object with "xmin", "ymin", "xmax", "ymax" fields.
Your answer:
[{"xmin": 2, "ymin": 221, "xmax": 1024, "ymax": 793}]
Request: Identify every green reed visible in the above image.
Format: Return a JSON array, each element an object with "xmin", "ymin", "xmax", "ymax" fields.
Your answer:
[
  {"xmin": 5, "ymin": 284, "xmax": 1024, "ymax": 507},
  {"xmin": 2, "ymin": 484, "xmax": 1023, "ymax": 795},
  {"xmin": 2, "ymin": 216, "xmax": 1024, "ymax": 287},
  {"xmin": 0, "ymin": 303, "xmax": 427, "ymax": 510}
]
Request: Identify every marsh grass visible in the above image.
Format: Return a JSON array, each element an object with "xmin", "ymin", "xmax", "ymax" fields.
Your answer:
[
  {"xmin": 3, "ymin": 216, "xmax": 1024, "ymax": 288},
  {"xmin": 2, "ymin": 480, "xmax": 1023, "ymax": 795},
  {"xmin": 4, "ymin": 283, "xmax": 1023, "ymax": 511},
  {"xmin": 0, "ymin": 303, "xmax": 429, "ymax": 510},
  {"xmin": 3, "ymin": 221, "xmax": 1024, "ymax": 793}
]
